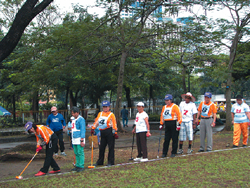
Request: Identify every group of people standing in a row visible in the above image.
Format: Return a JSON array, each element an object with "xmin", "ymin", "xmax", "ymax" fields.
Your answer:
[{"xmin": 24, "ymin": 92, "xmax": 249, "ymax": 176}]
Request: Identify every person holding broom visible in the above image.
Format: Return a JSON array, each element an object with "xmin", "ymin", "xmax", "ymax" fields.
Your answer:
[{"xmin": 24, "ymin": 121, "xmax": 60, "ymax": 176}]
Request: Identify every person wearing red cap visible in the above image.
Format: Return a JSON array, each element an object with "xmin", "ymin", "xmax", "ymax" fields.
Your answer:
[
  {"xmin": 160, "ymin": 94, "xmax": 182, "ymax": 158},
  {"xmin": 196, "ymin": 92, "xmax": 217, "ymax": 152},
  {"xmin": 91, "ymin": 100, "xmax": 118, "ymax": 166},
  {"xmin": 132, "ymin": 102, "xmax": 151, "ymax": 162},
  {"xmin": 25, "ymin": 122, "xmax": 60, "ymax": 176},
  {"xmin": 178, "ymin": 92, "xmax": 197, "ymax": 154},
  {"xmin": 46, "ymin": 106, "xmax": 66, "ymax": 156}
]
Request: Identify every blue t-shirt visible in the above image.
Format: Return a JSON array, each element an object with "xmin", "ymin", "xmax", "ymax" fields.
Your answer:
[
  {"xmin": 46, "ymin": 113, "xmax": 66, "ymax": 132},
  {"xmin": 121, "ymin": 108, "xmax": 128, "ymax": 118}
]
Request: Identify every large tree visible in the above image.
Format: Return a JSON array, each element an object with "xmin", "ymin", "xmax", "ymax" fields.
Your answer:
[{"xmin": 0, "ymin": 0, "xmax": 54, "ymax": 64}]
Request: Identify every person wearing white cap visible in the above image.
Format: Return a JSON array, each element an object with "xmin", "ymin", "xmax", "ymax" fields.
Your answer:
[
  {"xmin": 178, "ymin": 92, "xmax": 197, "ymax": 154},
  {"xmin": 46, "ymin": 106, "xmax": 67, "ymax": 156},
  {"xmin": 132, "ymin": 102, "xmax": 151, "ymax": 162}
]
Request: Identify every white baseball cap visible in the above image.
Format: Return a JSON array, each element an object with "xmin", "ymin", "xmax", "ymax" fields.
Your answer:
[{"xmin": 137, "ymin": 102, "xmax": 144, "ymax": 107}]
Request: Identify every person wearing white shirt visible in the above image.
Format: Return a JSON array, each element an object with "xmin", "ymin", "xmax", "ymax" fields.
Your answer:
[
  {"xmin": 178, "ymin": 92, "xmax": 197, "ymax": 154},
  {"xmin": 132, "ymin": 102, "xmax": 151, "ymax": 162}
]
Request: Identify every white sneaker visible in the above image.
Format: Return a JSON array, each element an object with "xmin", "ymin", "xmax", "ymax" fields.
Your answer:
[
  {"xmin": 61, "ymin": 152, "xmax": 67, "ymax": 156},
  {"xmin": 54, "ymin": 153, "xmax": 58, "ymax": 156},
  {"xmin": 140, "ymin": 158, "xmax": 148, "ymax": 162},
  {"xmin": 187, "ymin": 149, "xmax": 193, "ymax": 154},
  {"xmin": 133, "ymin": 157, "xmax": 142, "ymax": 162}
]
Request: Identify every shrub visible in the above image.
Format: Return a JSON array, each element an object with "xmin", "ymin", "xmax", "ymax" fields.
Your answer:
[{"xmin": 148, "ymin": 114, "xmax": 160, "ymax": 121}]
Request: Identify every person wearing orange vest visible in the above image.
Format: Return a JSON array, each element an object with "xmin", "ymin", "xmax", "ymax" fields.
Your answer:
[
  {"xmin": 25, "ymin": 122, "xmax": 60, "ymax": 177},
  {"xmin": 91, "ymin": 100, "xmax": 118, "ymax": 166},
  {"xmin": 196, "ymin": 92, "xmax": 217, "ymax": 152},
  {"xmin": 160, "ymin": 94, "xmax": 182, "ymax": 158}
]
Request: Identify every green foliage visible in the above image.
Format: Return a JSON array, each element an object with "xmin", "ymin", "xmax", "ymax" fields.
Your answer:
[{"xmin": 148, "ymin": 114, "xmax": 160, "ymax": 121}]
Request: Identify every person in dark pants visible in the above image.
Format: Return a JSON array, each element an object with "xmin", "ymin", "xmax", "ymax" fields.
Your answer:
[
  {"xmin": 132, "ymin": 102, "xmax": 151, "ymax": 162},
  {"xmin": 46, "ymin": 106, "xmax": 67, "ymax": 156},
  {"xmin": 91, "ymin": 100, "xmax": 119, "ymax": 166},
  {"xmin": 160, "ymin": 94, "xmax": 182, "ymax": 158},
  {"xmin": 121, "ymin": 106, "xmax": 129, "ymax": 127},
  {"xmin": 25, "ymin": 121, "xmax": 60, "ymax": 177}
]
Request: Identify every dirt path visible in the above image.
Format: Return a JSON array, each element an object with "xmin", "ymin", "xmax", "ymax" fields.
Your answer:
[{"xmin": 0, "ymin": 130, "xmax": 236, "ymax": 182}]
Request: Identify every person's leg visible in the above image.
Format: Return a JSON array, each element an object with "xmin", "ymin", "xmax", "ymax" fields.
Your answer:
[
  {"xmin": 178, "ymin": 122, "xmax": 186, "ymax": 154},
  {"xmin": 54, "ymin": 131, "xmax": 59, "ymax": 154},
  {"xmin": 76, "ymin": 145, "xmax": 84, "ymax": 168},
  {"xmin": 139, "ymin": 132, "xmax": 147, "ymax": 158},
  {"xmin": 73, "ymin": 145, "xmax": 79, "ymax": 167},
  {"xmin": 206, "ymin": 118, "xmax": 213, "ymax": 151},
  {"xmin": 107, "ymin": 128, "xmax": 115, "ymax": 165},
  {"xmin": 162, "ymin": 121, "xmax": 171, "ymax": 156},
  {"xmin": 57, "ymin": 130, "xmax": 65, "ymax": 152},
  {"xmin": 122, "ymin": 118, "xmax": 125, "ymax": 127},
  {"xmin": 96, "ymin": 130, "xmax": 107, "ymax": 165},
  {"xmin": 125, "ymin": 117, "xmax": 128, "ymax": 127},
  {"xmin": 50, "ymin": 135, "xmax": 60, "ymax": 171},
  {"xmin": 136, "ymin": 133, "xmax": 142, "ymax": 158},
  {"xmin": 199, "ymin": 119, "xmax": 206, "ymax": 151},
  {"xmin": 187, "ymin": 121, "xmax": 193, "ymax": 146},
  {"xmin": 172, "ymin": 121, "xmax": 179, "ymax": 155},
  {"xmin": 241, "ymin": 122, "xmax": 249, "ymax": 146},
  {"xmin": 40, "ymin": 135, "xmax": 59, "ymax": 173},
  {"xmin": 233, "ymin": 123, "xmax": 241, "ymax": 146}
]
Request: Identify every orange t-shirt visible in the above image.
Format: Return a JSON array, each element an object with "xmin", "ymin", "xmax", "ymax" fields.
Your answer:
[
  {"xmin": 35, "ymin": 125, "xmax": 54, "ymax": 147},
  {"xmin": 93, "ymin": 111, "xmax": 117, "ymax": 131}
]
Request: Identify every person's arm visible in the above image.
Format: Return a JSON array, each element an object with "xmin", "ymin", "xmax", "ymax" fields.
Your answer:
[
  {"xmin": 160, "ymin": 106, "xmax": 164, "ymax": 125},
  {"xmin": 61, "ymin": 115, "xmax": 66, "ymax": 129},
  {"xmin": 175, "ymin": 105, "xmax": 182, "ymax": 124},
  {"xmin": 111, "ymin": 113, "xmax": 117, "ymax": 131},
  {"xmin": 46, "ymin": 116, "xmax": 50, "ymax": 127},
  {"xmin": 144, "ymin": 117, "xmax": 151, "ymax": 136},
  {"xmin": 92, "ymin": 113, "xmax": 101, "ymax": 129},
  {"xmin": 231, "ymin": 112, "xmax": 235, "ymax": 125},
  {"xmin": 80, "ymin": 118, "xmax": 86, "ymax": 147},
  {"xmin": 211, "ymin": 104, "xmax": 217, "ymax": 127},
  {"xmin": 193, "ymin": 113, "xmax": 197, "ymax": 129}
]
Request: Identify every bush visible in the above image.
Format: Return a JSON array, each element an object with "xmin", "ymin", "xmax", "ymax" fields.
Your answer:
[
  {"xmin": 148, "ymin": 114, "xmax": 160, "ymax": 121},
  {"xmin": 217, "ymin": 111, "xmax": 226, "ymax": 119}
]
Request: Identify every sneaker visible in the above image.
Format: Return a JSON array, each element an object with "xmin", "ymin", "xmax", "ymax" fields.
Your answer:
[
  {"xmin": 206, "ymin": 149, "xmax": 212, "ymax": 152},
  {"xmin": 76, "ymin": 168, "xmax": 85, "ymax": 172},
  {"xmin": 61, "ymin": 152, "xmax": 67, "ymax": 156},
  {"xmin": 35, "ymin": 171, "xmax": 46, "ymax": 176},
  {"xmin": 133, "ymin": 157, "xmax": 142, "ymax": 162},
  {"xmin": 242, "ymin": 145, "xmax": 247, "ymax": 147},
  {"xmin": 106, "ymin": 164, "xmax": 112, "ymax": 167},
  {"xmin": 177, "ymin": 149, "xmax": 183, "ymax": 155},
  {"xmin": 72, "ymin": 163, "xmax": 76, "ymax": 167},
  {"xmin": 198, "ymin": 149, "xmax": 204, "ymax": 152},
  {"xmin": 49, "ymin": 170, "xmax": 61, "ymax": 174},
  {"xmin": 187, "ymin": 149, "xmax": 193, "ymax": 154},
  {"xmin": 161, "ymin": 154, "xmax": 167, "ymax": 158},
  {"xmin": 71, "ymin": 167, "xmax": 78, "ymax": 171},
  {"xmin": 233, "ymin": 145, "xmax": 238, "ymax": 148},
  {"xmin": 140, "ymin": 158, "xmax": 148, "ymax": 162},
  {"xmin": 54, "ymin": 153, "xmax": 58, "ymax": 156},
  {"xmin": 170, "ymin": 154, "xmax": 175, "ymax": 158}
]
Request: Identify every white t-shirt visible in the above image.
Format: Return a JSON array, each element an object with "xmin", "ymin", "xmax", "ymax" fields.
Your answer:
[
  {"xmin": 179, "ymin": 101, "xmax": 198, "ymax": 122},
  {"xmin": 134, "ymin": 111, "xmax": 148, "ymax": 133},
  {"xmin": 231, "ymin": 102, "xmax": 250, "ymax": 123}
]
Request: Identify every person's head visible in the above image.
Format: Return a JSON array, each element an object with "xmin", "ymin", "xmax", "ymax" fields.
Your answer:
[
  {"xmin": 204, "ymin": 92, "xmax": 212, "ymax": 103},
  {"xmin": 164, "ymin": 94, "xmax": 173, "ymax": 105},
  {"xmin": 51, "ymin": 106, "xmax": 58, "ymax": 115},
  {"xmin": 123, "ymin": 106, "xmax": 126, "ymax": 109},
  {"xmin": 236, "ymin": 95, "xmax": 243, "ymax": 105},
  {"xmin": 24, "ymin": 121, "xmax": 37, "ymax": 134},
  {"xmin": 137, "ymin": 102, "xmax": 144, "ymax": 113},
  {"xmin": 70, "ymin": 116, "xmax": 74, "ymax": 122},
  {"xmin": 71, "ymin": 106, "xmax": 80, "ymax": 119},
  {"xmin": 102, "ymin": 100, "xmax": 110, "ymax": 112},
  {"xmin": 181, "ymin": 92, "xmax": 195, "ymax": 103}
]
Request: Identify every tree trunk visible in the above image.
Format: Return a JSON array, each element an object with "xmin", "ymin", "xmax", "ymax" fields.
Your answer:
[
  {"xmin": 65, "ymin": 87, "xmax": 69, "ymax": 110},
  {"xmin": 0, "ymin": 0, "xmax": 53, "ymax": 64},
  {"xmin": 32, "ymin": 91, "xmax": 39, "ymax": 122},
  {"xmin": 114, "ymin": 51, "xmax": 127, "ymax": 132},
  {"xmin": 125, "ymin": 86, "xmax": 132, "ymax": 108},
  {"xmin": 225, "ymin": 72, "xmax": 232, "ymax": 131},
  {"xmin": 12, "ymin": 95, "xmax": 16, "ymax": 122},
  {"xmin": 182, "ymin": 66, "xmax": 187, "ymax": 93}
]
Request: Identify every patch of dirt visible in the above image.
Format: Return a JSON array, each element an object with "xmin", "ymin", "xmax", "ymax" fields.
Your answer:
[{"xmin": 0, "ymin": 129, "xmax": 240, "ymax": 181}]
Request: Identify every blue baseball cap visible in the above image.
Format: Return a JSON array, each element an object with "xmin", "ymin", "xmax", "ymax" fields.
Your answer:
[
  {"xmin": 102, "ymin": 100, "xmax": 110, "ymax": 107},
  {"xmin": 164, "ymin": 94, "xmax": 173, "ymax": 100},
  {"xmin": 25, "ymin": 121, "xmax": 33, "ymax": 131},
  {"xmin": 204, "ymin": 92, "xmax": 212, "ymax": 98}
]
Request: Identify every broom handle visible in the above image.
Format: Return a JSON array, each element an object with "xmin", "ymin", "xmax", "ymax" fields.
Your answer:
[
  {"xmin": 19, "ymin": 152, "xmax": 38, "ymax": 176},
  {"xmin": 91, "ymin": 136, "xmax": 94, "ymax": 166}
]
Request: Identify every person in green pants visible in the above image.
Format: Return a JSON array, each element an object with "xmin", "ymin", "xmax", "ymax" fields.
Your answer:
[{"xmin": 71, "ymin": 106, "xmax": 86, "ymax": 172}]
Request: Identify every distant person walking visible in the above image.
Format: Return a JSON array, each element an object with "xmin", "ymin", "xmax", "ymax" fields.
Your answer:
[
  {"xmin": 46, "ymin": 106, "xmax": 67, "ymax": 156},
  {"xmin": 121, "ymin": 106, "xmax": 129, "ymax": 127},
  {"xmin": 160, "ymin": 94, "xmax": 182, "ymax": 158},
  {"xmin": 231, "ymin": 95, "xmax": 250, "ymax": 147},
  {"xmin": 178, "ymin": 92, "xmax": 197, "ymax": 154},
  {"xmin": 196, "ymin": 92, "xmax": 217, "ymax": 152}
]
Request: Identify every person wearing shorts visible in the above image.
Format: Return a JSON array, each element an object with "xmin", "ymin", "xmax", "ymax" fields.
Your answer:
[{"xmin": 178, "ymin": 92, "xmax": 197, "ymax": 154}]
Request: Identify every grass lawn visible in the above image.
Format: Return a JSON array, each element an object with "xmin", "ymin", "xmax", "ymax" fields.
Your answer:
[{"xmin": 1, "ymin": 147, "xmax": 250, "ymax": 188}]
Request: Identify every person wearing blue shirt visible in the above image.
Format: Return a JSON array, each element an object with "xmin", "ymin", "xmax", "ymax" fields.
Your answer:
[
  {"xmin": 121, "ymin": 106, "xmax": 129, "ymax": 127},
  {"xmin": 70, "ymin": 106, "xmax": 86, "ymax": 172},
  {"xmin": 46, "ymin": 106, "xmax": 66, "ymax": 156}
]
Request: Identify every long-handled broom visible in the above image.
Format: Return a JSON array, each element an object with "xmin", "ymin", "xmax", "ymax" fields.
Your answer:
[
  {"xmin": 88, "ymin": 135, "xmax": 95, "ymax": 168},
  {"xmin": 16, "ymin": 151, "xmax": 38, "ymax": 179}
]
